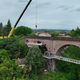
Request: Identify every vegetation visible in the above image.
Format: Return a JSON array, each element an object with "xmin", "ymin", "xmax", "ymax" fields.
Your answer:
[
  {"xmin": 0, "ymin": 23, "xmax": 3, "ymax": 36},
  {"xmin": 6, "ymin": 37, "xmax": 28, "ymax": 59},
  {"xmin": 26, "ymin": 46, "xmax": 46, "ymax": 74},
  {"xmin": 28, "ymin": 45, "xmax": 80, "ymax": 80},
  {"xmin": 0, "ymin": 21, "xmax": 34, "ymax": 37},
  {"xmin": 0, "ymin": 21, "xmax": 80, "ymax": 79},
  {"xmin": 15, "ymin": 26, "xmax": 33, "ymax": 36},
  {"xmin": 0, "ymin": 35, "xmax": 47, "ymax": 79},
  {"xmin": 28, "ymin": 72, "xmax": 68, "ymax": 80},
  {"xmin": 0, "ymin": 49, "xmax": 25, "ymax": 80},
  {"xmin": 49, "ymin": 32, "xmax": 59, "ymax": 37},
  {"xmin": 68, "ymin": 27, "xmax": 80, "ymax": 38},
  {"xmin": 3, "ymin": 20, "xmax": 12, "ymax": 36},
  {"xmin": 0, "ymin": 20, "xmax": 12, "ymax": 36},
  {"xmin": 56, "ymin": 45, "xmax": 80, "ymax": 80}
]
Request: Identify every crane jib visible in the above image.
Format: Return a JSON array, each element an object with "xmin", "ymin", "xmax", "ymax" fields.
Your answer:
[
  {"xmin": 14, "ymin": 0, "xmax": 32, "ymax": 28},
  {"xmin": 0, "ymin": 0, "xmax": 32, "ymax": 39},
  {"xmin": 8, "ymin": 0, "xmax": 32, "ymax": 38}
]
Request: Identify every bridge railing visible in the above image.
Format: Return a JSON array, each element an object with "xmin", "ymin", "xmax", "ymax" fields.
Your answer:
[
  {"xmin": 44, "ymin": 51, "xmax": 54, "ymax": 57},
  {"xmin": 43, "ymin": 51, "xmax": 80, "ymax": 65},
  {"xmin": 26, "ymin": 36, "xmax": 80, "ymax": 42}
]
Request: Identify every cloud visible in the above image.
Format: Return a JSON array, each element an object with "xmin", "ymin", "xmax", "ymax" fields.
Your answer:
[
  {"xmin": 0, "ymin": 0, "xmax": 80, "ymax": 29},
  {"xmin": 69, "ymin": 6, "xmax": 80, "ymax": 13},
  {"xmin": 56, "ymin": 5, "xmax": 72, "ymax": 11},
  {"xmin": 37, "ymin": 2, "xmax": 51, "ymax": 8},
  {"xmin": 74, "ymin": 8, "xmax": 80, "ymax": 12}
]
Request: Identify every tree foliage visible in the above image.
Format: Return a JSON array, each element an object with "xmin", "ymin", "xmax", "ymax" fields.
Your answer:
[
  {"xmin": 0, "ymin": 60, "xmax": 24, "ymax": 80},
  {"xmin": 50, "ymin": 32, "xmax": 59, "ymax": 37},
  {"xmin": 0, "ymin": 23, "xmax": 3, "ymax": 36},
  {"xmin": 56, "ymin": 45, "xmax": 80, "ymax": 80},
  {"xmin": 0, "ymin": 49, "xmax": 25, "ymax": 80},
  {"xmin": 5, "ymin": 36, "xmax": 28, "ymax": 59},
  {"xmin": 15, "ymin": 26, "xmax": 33, "ymax": 36},
  {"xmin": 69, "ymin": 27, "xmax": 80, "ymax": 38},
  {"xmin": 29, "ymin": 72, "xmax": 68, "ymax": 80},
  {"xmin": 0, "ymin": 49, "xmax": 9, "ymax": 63},
  {"xmin": 26, "ymin": 46, "xmax": 46, "ymax": 74},
  {"xmin": 3, "ymin": 20, "xmax": 12, "ymax": 36}
]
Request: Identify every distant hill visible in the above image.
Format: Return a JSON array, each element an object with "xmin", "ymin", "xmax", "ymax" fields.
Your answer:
[{"xmin": 33, "ymin": 29, "xmax": 71, "ymax": 32}]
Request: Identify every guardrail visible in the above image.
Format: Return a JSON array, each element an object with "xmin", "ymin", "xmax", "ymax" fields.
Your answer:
[{"xmin": 43, "ymin": 52, "xmax": 80, "ymax": 65}]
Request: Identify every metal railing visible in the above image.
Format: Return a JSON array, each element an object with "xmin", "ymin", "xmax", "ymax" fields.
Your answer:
[{"xmin": 43, "ymin": 51, "xmax": 80, "ymax": 65}]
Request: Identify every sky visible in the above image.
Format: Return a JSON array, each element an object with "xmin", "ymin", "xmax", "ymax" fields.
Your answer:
[{"xmin": 0, "ymin": 0, "xmax": 80, "ymax": 30}]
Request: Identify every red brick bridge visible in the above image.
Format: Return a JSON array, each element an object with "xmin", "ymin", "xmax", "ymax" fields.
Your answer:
[
  {"xmin": 25, "ymin": 37, "xmax": 80, "ymax": 54},
  {"xmin": 25, "ymin": 37, "xmax": 80, "ymax": 71}
]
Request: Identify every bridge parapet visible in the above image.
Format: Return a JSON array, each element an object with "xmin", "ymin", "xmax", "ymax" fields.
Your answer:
[{"xmin": 25, "ymin": 36, "xmax": 80, "ymax": 42}]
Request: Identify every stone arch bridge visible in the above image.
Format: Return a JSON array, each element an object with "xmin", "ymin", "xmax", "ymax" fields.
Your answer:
[
  {"xmin": 25, "ymin": 37, "xmax": 80, "ymax": 71},
  {"xmin": 25, "ymin": 37, "xmax": 80, "ymax": 54}
]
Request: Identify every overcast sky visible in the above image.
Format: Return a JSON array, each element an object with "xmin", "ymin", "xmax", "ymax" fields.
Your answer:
[{"xmin": 0, "ymin": 0, "xmax": 80, "ymax": 29}]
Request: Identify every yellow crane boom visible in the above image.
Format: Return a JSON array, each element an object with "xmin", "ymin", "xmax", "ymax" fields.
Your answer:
[
  {"xmin": 0, "ymin": 0, "xmax": 32, "ymax": 39},
  {"xmin": 0, "ymin": 28, "xmax": 15, "ymax": 39},
  {"xmin": 8, "ymin": 28, "xmax": 15, "ymax": 38}
]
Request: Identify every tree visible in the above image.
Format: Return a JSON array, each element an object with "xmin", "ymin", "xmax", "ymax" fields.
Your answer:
[
  {"xmin": 0, "ymin": 49, "xmax": 9, "ymax": 63},
  {"xmin": 0, "ymin": 22, "xmax": 3, "ymax": 36},
  {"xmin": 56, "ymin": 45, "xmax": 80, "ymax": 80},
  {"xmin": 69, "ymin": 27, "xmax": 80, "ymax": 38},
  {"xmin": 3, "ymin": 20, "xmax": 12, "ymax": 36},
  {"xmin": 28, "ymin": 32, "xmax": 37, "ymax": 37},
  {"xmin": 0, "ymin": 60, "xmax": 25, "ymax": 80},
  {"xmin": 15, "ymin": 26, "xmax": 33, "ymax": 36},
  {"xmin": 6, "ymin": 36, "xmax": 28, "ymax": 59},
  {"xmin": 26, "ymin": 46, "xmax": 46, "ymax": 74},
  {"xmin": 50, "ymin": 32, "xmax": 59, "ymax": 37},
  {"xmin": 0, "ymin": 49, "xmax": 25, "ymax": 79}
]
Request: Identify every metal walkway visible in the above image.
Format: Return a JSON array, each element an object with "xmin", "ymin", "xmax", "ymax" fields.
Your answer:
[{"xmin": 43, "ymin": 54, "xmax": 80, "ymax": 65}]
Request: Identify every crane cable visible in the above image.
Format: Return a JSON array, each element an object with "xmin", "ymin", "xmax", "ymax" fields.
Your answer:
[
  {"xmin": 35, "ymin": 0, "xmax": 38, "ymax": 29},
  {"xmin": 14, "ymin": 0, "xmax": 32, "ymax": 28}
]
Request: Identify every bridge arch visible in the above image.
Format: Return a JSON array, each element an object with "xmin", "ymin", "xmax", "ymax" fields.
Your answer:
[{"xmin": 56, "ymin": 44, "xmax": 80, "ymax": 55}]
